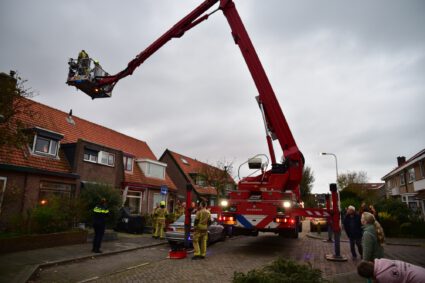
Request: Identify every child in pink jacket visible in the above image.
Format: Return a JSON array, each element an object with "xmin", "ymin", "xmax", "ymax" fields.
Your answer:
[{"xmin": 358, "ymin": 258, "xmax": 425, "ymax": 283}]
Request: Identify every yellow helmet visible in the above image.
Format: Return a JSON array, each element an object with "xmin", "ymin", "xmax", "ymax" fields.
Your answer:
[{"xmin": 160, "ymin": 201, "xmax": 166, "ymax": 206}]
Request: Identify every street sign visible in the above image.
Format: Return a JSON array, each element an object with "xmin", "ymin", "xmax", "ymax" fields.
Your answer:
[{"xmin": 160, "ymin": 185, "xmax": 168, "ymax": 195}]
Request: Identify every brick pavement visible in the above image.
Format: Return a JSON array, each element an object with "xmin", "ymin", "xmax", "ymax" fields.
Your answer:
[
  {"xmin": 32, "ymin": 225, "xmax": 425, "ymax": 283},
  {"xmin": 89, "ymin": 235, "xmax": 365, "ymax": 283}
]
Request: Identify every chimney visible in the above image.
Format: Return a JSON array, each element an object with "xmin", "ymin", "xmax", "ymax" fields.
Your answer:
[{"xmin": 397, "ymin": 156, "xmax": 406, "ymax": 166}]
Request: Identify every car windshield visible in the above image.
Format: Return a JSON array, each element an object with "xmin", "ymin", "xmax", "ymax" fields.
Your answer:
[
  {"xmin": 175, "ymin": 215, "xmax": 195, "ymax": 224},
  {"xmin": 174, "ymin": 213, "xmax": 218, "ymax": 224}
]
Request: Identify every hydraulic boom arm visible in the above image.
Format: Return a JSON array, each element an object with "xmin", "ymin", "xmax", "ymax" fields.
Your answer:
[{"xmin": 68, "ymin": 0, "xmax": 304, "ymax": 193}]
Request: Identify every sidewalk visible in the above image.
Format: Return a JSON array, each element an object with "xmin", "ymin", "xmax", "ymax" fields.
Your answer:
[
  {"xmin": 306, "ymin": 231, "xmax": 425, "ymax": 246},
  {"xmin": 0, "ymin": 230, "xmax": 166, "ymax": 283}
]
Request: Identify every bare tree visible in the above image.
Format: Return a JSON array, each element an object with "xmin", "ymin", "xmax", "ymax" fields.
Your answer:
[
  {"xmin": 198, "ymin": 159, "xmax": 235, "ymax": 198},
  {"xmin": 0, "ymin": 71, "xmax": 37, "ymax": 149},
  {"xmin": 337, "ymin": 171, "xmax": 368, "ymax": 190}
]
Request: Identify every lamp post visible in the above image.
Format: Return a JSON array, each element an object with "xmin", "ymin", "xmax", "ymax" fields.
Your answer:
[{"xmin": 321, "ymin": 152, "xmax": 346, "ymax": 261}]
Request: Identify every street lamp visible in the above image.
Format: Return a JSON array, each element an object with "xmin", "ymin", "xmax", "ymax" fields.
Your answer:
[
  {"xmin": 321, "ymin": 152, "xmax": 346, "ymax": 262},
  {"xmin": 320, "ymin": 152, "xmax": 339, "ymax": 184}
]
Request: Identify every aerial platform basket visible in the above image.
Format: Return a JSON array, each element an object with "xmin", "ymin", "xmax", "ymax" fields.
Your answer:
[{"xmin": 66, "ymin": 58, "xmax": 113, "ymax": 99}]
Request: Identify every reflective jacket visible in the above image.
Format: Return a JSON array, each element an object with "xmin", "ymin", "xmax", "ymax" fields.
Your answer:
[
  {"xmin": 93, "ymin": 204, "xmax": 109, "ymax": 226},
  {"xmin": 155, "ymin": 207, "xmax": 168, "ymax": 220},
  {"xmin": 194, "ymin": 208, "xmax": 211, "ymax": 231}
]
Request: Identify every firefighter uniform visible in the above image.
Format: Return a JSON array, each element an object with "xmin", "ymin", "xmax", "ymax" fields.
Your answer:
[
  {"xmin": 153, "ymin": 201, "xmax": 168, "ymax": 239},
  {"xmin": 77, "ymin": 50, "xmax": 90, "ymax": 75},
  {"xmin": 193, "ymin": 204, "xmax": 211, "ymax": 259}
]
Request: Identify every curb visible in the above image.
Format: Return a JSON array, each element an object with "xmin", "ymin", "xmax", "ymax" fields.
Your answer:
[
  {"xmin": 27, "ymin": 241, "xmax": 167, "ymax": 283},
  {"xmin": 306, "ymin": 233, "xmax": 423, "ymax": 247}
]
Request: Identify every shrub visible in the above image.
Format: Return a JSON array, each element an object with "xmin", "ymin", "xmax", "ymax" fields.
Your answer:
[
  {"xmin": 31, "ymin": 196, "xmax": 80, "ymax": 234},
  {"xmin": 79, "ymin": 183, "xmax": 121, "ymax": 228},
  {"xmin": 375, "ymin": 198, "xmax": 413, "ymax": 223},
  {"xmin": 233, "ymin": 258, "xmax": 329, "ymax": 283},
  {"xmin": 399, "ymin": 221, "xmax": 425, "ymax": 238},
  {"xmin": 400, "ymin": 222, "xmax": 413, "ymax": 235},
  {"xmin": 379, "ymin": 217, "xmax": 400, "ymax": 237},
  {"xmin": 141, "ymin": 213, "xmax": 154, "ymax": 226}
]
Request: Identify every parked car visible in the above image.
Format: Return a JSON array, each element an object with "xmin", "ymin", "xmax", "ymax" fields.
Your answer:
[
  {"xmin": 309, "ymin": 217, "xmax": 328, "ymax": 232},
  {"xmin": 165, "ymin": 214, "xmax": 226, "ymax": 246}
]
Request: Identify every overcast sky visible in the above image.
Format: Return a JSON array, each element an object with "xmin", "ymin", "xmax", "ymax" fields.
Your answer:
[{"xmin": 1, "ymin": 0, "xmax": 424, "ymax": 193}]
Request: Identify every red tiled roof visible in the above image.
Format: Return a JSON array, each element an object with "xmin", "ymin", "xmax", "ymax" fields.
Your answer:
[
  {"xmin": 167, "ymin": 150, "xmax": 234, "ymax": 183},
  {"xmin": 382, "ymin": 148, "xmax": 425, "ymax": 180},
  {"xmin": 0, "ymin": 98, "xmax": 175, "ymax": 190},
  {"xmin": 347, "ymin": 183, "xmax": 385, "ymax": 190},
  {"xmin": 194, "ymin": 185, "xmax": 217, "ymax": 196}
]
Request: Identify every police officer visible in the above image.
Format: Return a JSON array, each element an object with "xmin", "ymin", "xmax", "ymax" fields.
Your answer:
[
  {"xmin": 92, "ymin": 198, "xmax": 109, "ymax": 253},
  {"xmin": 153, "ymin": 200, "xmax": 168, "ymax": 239},
  {"xmin": 192, "ymin": 201, "xmax": 211, "ymax": 260}
]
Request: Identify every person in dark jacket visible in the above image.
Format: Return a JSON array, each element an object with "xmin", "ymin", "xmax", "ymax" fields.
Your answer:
[
  {"xmin": 343, "ymin": 205, "xmax": 363, "ymax": 259},
  {"xmin": 92, "ymin": 198, "xmax": 109, "ymax": 253}
]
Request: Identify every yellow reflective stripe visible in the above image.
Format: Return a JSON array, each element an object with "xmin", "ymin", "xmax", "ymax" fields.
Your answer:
[{"xmin": 93, "ymin": 207, "xmax": 109, "ymax": 213}]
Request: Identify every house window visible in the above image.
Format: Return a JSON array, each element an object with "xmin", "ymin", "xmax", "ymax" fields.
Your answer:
[
  {"xmin": 84, "ymin": 149, "xmax": 98, "ymax": 163},
  {"xmin": 420, "ymin": 161, "xmax": 425, "ymax": 178},
  {"xmin": 196, "ymin": 175, "xmax": 206, "ymax": 186},
  {"xmin": 190, "ymin": 173, "xmax": 206, "ymax": 186},
  {"xmin": 39, "ymin": 181, "xmax": 74, "ymax": 203},
  {"xmin": 408, "ymin": 168, "xmax": 415, "ymax": 183},
  {"xmin": 83, "ymin": 148, "xmax": 115, "ymax": 167},
  {"xmin": 33, "ymin": 135, "xmax": 59, "ymax": 157},
  {"xmin": 137, "ymin": 159, "xmax": 166, "ymax": 180},
  {"xmin": 99, "ymin": 151, "xmax": 115, "ymax": 166},
  {"xmin": 124, "ymin": 191, "xmax": 142, "ymax": 214},
  {"xmin": 400, "ymin": 173, "xmax": 405, "ymax": 185},
  {"xmin": 181, "ymin": 158, "xmax": 189, "ymax": 165},
  {"xmin": 386, "ymin": 179, "xmax": 392, "ymax": 188},
  {"xmin": 123, "ymin": 156, "xmax": 134, "ymax": 172},
  {"xmin": 153, "ymin": 193, "xmax": 166, "ymax": 211}
]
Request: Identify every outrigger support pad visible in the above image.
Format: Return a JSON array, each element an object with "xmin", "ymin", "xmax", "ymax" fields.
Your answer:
[{"xmin": 66, "ymin": 58, "xmax": 113, "ymax": 99}]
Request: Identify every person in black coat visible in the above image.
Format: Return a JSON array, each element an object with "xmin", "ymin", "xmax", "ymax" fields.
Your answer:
[
  {"xmin": 343, "ymin": 205, "xmax": 363, "ymax": 259},
  {"xmin": 92, "ymin": 198, "xmax": 109, "ymax": 253}
]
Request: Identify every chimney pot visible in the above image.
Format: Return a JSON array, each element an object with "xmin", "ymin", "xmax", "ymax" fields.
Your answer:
[{"xmin": 397, "ymin": 156, "xmax": 406, "ymax": 166}]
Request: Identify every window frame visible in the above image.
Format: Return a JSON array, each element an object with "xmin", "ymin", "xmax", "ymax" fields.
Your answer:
[
  {"xmin": 137, "ymin": 159, "xmax": 166, "ymax": 180},
  {"xmin": 32, "ymin": 134, "xmax": 60, "ymax": 157},
  {"xmin": 123, "ymin": 156, "xmax": 134, "ymax": 172},
  {"xmin": 38, "ymin": 181, "xmax": 74, "ymax": 202},
  {"xmin": 83, "ymin": 148, "xmax": 98, "ymax": 163},
  {"xmin": 400, "ymin": 172, "xmax": 405, "ymax": 185},
  {"xmin": 0, "ymin": 177, "xmax": 7, "ymax": 216},
  {"xmin": 83, "ymin": 148, "xmax": 115, "ymax": 167},
  {"xmin": 408, "ymin": 167, "xmax": 415, "ymax": 183},
  {"xmin": 124, "ymin": 190, "xmax": 143, "ymax": 214}
]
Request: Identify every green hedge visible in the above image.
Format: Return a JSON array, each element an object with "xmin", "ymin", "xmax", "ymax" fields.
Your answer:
[{"xmin": 233, "ymin": 258, "xmax": 329, "ymax": 283}]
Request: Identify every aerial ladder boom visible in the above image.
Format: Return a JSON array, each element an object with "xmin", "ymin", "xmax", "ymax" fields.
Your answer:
[{"xmin": 67, "ymin": 0, "xmax": 303, "ymax": 195}]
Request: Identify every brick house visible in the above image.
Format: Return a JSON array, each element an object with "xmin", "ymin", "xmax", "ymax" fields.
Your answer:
[
  {"xmin": 0, "ymin": 78, "xmax": 176, "ymax": 228},
  {"xmin": 159, "ymin": 149, "xmax": 235, "ymax": 206},
  {"xmin": 345, "ymin": 183, "xmax": 386, "ymax": 200},
  {"xmin": 381, "ymin": 149, "xmax": 425, "ymax": 218}
]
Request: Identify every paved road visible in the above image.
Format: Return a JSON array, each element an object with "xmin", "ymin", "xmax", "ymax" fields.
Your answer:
[{"xmin": 33, "ymin": 222, "xmax": 425, "ymax": 283}]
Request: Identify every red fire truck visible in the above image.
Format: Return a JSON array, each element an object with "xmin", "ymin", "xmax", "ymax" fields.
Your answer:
[{"xmin": 67, "ymin": 0, "xmax": 339, "ymax": 239}]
